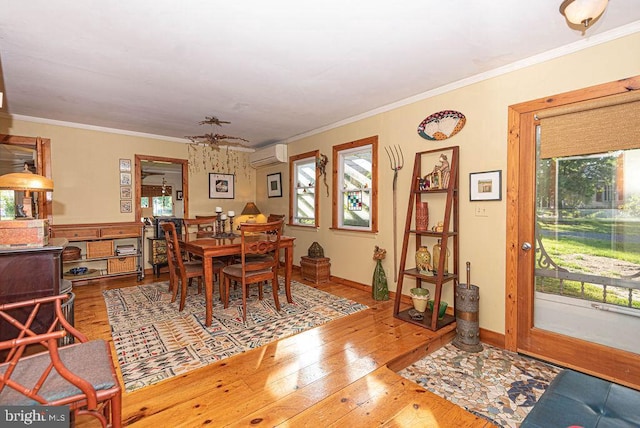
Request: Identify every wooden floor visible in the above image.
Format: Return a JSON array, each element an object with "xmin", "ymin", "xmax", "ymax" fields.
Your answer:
[{"xmin": 74, "ymin": 271, "xmax": 493, "ymax": 427}]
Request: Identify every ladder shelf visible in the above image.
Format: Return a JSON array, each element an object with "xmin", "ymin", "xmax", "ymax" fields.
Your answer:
[{"xmin": 393, "ymin": 145, "xmax": 459, "ymax": 331}]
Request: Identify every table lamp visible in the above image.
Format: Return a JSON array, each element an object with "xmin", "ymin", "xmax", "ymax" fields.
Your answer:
[
  {"xmin": 241, "ymin": 202, "xmax": 261, "ymax": 223},
  {"xmin": 0, "ymin": 164, "xmax": 54, "ymax": 219}
]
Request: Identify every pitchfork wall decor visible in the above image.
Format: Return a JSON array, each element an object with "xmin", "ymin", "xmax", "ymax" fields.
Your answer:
[{"xmin": 385, "ymin": 145, "xmax": 404, "ymax": 282}]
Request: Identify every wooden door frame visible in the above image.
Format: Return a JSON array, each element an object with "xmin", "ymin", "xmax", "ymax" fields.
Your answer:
[{"xmin": 505, "ymin": 76, "xmax": 640, "ymax": 387}]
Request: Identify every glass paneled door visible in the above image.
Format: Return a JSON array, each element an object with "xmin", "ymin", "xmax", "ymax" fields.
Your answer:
[
  {"xmin": 534, "ymin": 125, "xmax": 640, "ymax": 355},
  {"xmin": 508, "ymin": 77, "xmax": 640, "ymax": 388}
]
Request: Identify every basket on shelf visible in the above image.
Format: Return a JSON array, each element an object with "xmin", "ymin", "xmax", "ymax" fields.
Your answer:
[
  {"xmin": 107, "ymin": 256, "xmax": 136, "ymax": 274},
  {"xmin": 62, "ymin": 246, "xmax": 81, "ymax": 261},
  {"xmin": 86, "ymin": 240, "xmax": 114, "ymax": 258}
]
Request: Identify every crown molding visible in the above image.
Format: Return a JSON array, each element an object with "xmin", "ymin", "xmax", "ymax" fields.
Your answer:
[{"xmin": 283, "ymin": 21, "xmax": 640, "ymax": 144}]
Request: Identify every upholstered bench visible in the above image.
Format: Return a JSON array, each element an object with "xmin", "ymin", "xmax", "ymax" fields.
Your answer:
[{"xmin": 522, "ymin": 369, "xmax": 640, "ymax": 427}]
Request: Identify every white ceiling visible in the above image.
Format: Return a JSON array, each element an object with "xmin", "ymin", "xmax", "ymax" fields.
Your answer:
[{"xmin": 1, "ymin": 1, "xmax": 639, "ymax": 148}]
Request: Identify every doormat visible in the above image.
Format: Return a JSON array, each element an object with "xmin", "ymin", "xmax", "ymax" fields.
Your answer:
[
  {"xmin": 103, "ymin": 278, "xmax": 368, "ymax": 392},
  {"xmin": 398, "ymin": 343, "xmax": 561, "ymax": 427}
]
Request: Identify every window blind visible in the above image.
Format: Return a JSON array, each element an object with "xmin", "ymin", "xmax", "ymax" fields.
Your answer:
[
  {"xmin": 538, "ymin": 91, "xmax": 640, "ymax": 159},
  {"xmin": 142, "ymin": 185, "xmax": 172, "ymax": 198}
]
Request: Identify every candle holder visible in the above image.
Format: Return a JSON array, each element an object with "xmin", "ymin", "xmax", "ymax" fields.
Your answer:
[
  {"xmin": 215, "ymin": 213, "xmax": 226, "ymax": 238},
  {"xmin": 227, "ymin": 214, "xmax": 238, "ymax": 237}
]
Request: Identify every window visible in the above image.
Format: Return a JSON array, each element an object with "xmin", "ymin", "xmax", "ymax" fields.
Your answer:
[
  {"xmin": 0, "ymin": 190, "xmax": 16, "ymax": 220},
  {"xmin": 141, "ymin": 186, "xmax": 173, "ymax": 217},
  {"xmin": 152, "ymin": 196, "xmax": 173, "ymax": 216},
  {"xmin": 289, "ymin": 150, "xmax": 319, "ymax": 227},
  {"xmin": 332, "ymin": 136, "xmax": 378, "ymax": 232}
]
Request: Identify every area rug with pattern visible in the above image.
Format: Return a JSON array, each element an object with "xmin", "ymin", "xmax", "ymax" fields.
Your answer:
[
  {"xmin": 398, "ymin": 343, "xmax": 561, "ymax": 428},
  {"xmin": 103, "ymin": 278, "xmax": 368, "ymax": 392}
]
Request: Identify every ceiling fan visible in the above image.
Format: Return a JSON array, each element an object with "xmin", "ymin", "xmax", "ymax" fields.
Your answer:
[
  {"xmin": 0, "ymin": 144, "xmax": 36, "ymax": 174},
  {"xmin": 141, "ymin": 171, "xmax": 165, "ymax": 180}
]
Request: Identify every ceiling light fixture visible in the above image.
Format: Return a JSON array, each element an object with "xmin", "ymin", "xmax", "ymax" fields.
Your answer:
[
  {"xmin": 560, "ymin": 0, "xmax": 608, "ymax": 29},
  {"xmin": 185, "ymin": 116, "xmax": 249, "ymax": 150}
]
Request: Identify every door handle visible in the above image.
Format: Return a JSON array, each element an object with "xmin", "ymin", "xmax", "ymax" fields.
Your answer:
[{"xmin": 521, "ymin": 242, "xmax": 532, "ymax": 251}]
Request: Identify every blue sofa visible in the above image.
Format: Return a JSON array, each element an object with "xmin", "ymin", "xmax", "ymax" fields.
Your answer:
[{"xmin": 521, "ymin": 369, "xmax": 640, "ymax": 427}]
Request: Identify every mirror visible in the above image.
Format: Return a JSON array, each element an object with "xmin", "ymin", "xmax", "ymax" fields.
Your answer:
[
  {"xmin": 134, "ymin": 155, "xmax": 188, "ymax": 225},
  {"xmin": 0, "ymin": 135, "xmax": 52, "ymax": 219}
]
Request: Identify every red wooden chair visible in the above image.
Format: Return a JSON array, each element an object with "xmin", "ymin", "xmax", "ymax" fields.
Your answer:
[{"xmin": 0, "ymin": 294, "xmax": 121, "ymax": 427}]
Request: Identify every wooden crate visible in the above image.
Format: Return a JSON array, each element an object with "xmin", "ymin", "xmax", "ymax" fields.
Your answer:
[
  {"xmin": 300, "ymin": 256, "xmax": 331, "ymax": 285},
  {"xmin": 107, "ymin": 256, "xmax": 136, "ymax": 274},
  {"xmin": 86, "ymin": 240, "xmax": 114, "ymax": 258}
]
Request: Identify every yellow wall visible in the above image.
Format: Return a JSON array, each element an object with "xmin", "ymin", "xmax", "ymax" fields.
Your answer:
[
  {"xmin": 256, "ymin": 32, "xmax": 640, "ymax": 335},
  {"xmin": 1, "ymin": 32, "xmax": 638, "ymax": 336},
  {"xmin": 0, "ymin": 119, "xmax": 256, "ymax": 224}
]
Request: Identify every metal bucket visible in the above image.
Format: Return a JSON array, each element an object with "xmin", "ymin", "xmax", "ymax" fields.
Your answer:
[
  {"xmin": 59, "ymin": 292, "xmax": 76, "ymax": 346},
  {"xmin": 452, "ymin": 282, "xmax": 483, "ymax": 352}
]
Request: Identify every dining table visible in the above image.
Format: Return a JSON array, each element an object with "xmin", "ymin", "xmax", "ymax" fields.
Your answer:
[{"xmin": 179, "ymin": 231, "xmax": 296, "ymax": 326}]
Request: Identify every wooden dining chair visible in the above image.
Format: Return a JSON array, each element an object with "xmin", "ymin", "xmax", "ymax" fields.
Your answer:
[
  {"xmin": 162, "ymin": 221, "xmax": 208, "ymax": 311},
  {"xmin": 183, "ymin": 216, "xmax": 228, "ymax": 279},
  {"xmin": 192, "ymin": 215, "xmax": 218, "ymax": 236},
  {"xmin": 267, "ymin": 214, "xmax": 285, "ymax": 266},
  {"xmin": 221, "ymin": 219, "xmax": 284, "ymax": 321},
  {"xmin": 267, "ymin": 214, "xmax": 285, "ymax": 229},
  {"xmin": 0, "ymin": 294, "xmax": 122, "ymax": 427},
  {"xmin": 232, "ymin": 214, "xmax": 285, "ymax": 264}
]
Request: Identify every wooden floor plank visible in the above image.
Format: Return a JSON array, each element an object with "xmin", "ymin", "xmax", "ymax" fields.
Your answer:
[
  {"xmin": 284, "ymin": 366, "xmax": 406, "ymax": 426},
  {"xmin": 326, "ymin": 371, "xmax": 420, "ymax": 427},
  {"xmin": 73, "ymin": 271, "xmax": 487, "ymax": 427}
]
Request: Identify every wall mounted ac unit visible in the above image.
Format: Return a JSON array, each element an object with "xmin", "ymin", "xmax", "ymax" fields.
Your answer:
[{"xmin": 249, "ymin": 143, "xmax": 288, "ymax": 168}]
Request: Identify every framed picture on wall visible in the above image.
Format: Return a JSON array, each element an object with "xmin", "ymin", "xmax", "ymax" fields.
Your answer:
[
  {"xmin": 120, "ymin": 200, "xmax": 132, "ymax": 213},
  {"xmin": 176, "ymin": 190, "xmax": 183, "ymax": 201},
  {"xmin": 120, "ymin": 172, "xmax": 132, "ymax": 186},
  {"xmin": 119, "ymin": 158, "xmax": 131, "ymax": 172},
  {"xmin": 209, "ymin": 173, "xmax": 235, "ymax": 199},
  {"xmin": 120, "ymin": 186, "xmax": 132, "ymax": 199},
  {"xmin": 267, "ymin": 172, "xmax": 282, "ymax": 198},
  {"xmin": 469, "ymin": 170, "xmax": 502, "ymax": 201}
]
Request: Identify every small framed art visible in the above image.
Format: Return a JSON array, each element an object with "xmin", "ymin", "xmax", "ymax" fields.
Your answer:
[
  {"xmin": 120, "ymin": 172, "xmax": 132, "ymax": 186},
  {"xmin": 267, "ymin": 172, "xmax": 282, "ymax": 198},
  {"xmin": 120, "ymin": 186, "xmax": 132, "ymax": 199},
  {"xmin": 176, "ymin": 190, "xmax": 183, "ymax": 201},
  {"xmin": 120, "ymin": 200, "xmax": 132, "ymax": 213},
  {"xmin": 209, "ymin": 173, "xmax": 235, "ymax": 199},
  {"xmin": 119, "ymin": 158, "xmax": 131, "ymax": 172},
  {"xmin": 470, "ymin": 170, "xmax": 502, "ymax": 201}
]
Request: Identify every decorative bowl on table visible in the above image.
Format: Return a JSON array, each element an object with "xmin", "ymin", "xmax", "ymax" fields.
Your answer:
[{"xmin": 69, "ymin": 267, "xmax": 88, "ymax": 275}]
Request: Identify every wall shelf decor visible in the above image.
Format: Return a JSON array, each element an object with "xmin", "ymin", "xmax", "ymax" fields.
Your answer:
[{"xmin": 417, "ymin": 110, "xmax": 466, "ymax": 141}]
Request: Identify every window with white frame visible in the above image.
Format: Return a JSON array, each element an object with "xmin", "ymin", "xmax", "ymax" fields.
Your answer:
[
  {"xmin": 332, "ymin": 136, "xmax": 378, "ymax": 232},
  {"xmin": 289, "ymin": 150, "xmax": 319, "ymax": 227}
]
